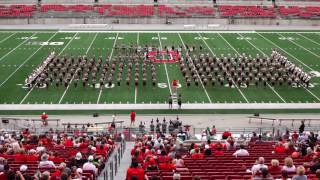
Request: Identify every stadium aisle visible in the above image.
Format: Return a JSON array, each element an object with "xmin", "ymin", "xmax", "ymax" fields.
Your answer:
[{"xmin": 114, "ymin": 142, "xmax": 135, "ymax": 180}]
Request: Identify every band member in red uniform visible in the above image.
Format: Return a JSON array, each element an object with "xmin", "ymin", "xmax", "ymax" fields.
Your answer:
[
  {"xmin": 130, "ymin": 111, "xmax": 136, "ymax": 126},
  {"xmin": 172, "ymin": 79, "xmax": 178, "ymax": 95}
]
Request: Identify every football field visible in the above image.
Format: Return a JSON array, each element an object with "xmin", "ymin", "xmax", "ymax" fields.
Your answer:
[{"xmin": 1, "ymin": 30, "xmax": 320, "ymax": 108}]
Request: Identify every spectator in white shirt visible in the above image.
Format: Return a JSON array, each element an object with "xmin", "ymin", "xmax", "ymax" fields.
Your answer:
[
  {"xmin": 282, "ymin": 157, "xmax": 296, "ymax": 173},
  {"xmin": 251, "ymin": 157, "xmax": 268, "ymax": 175},
  {"xmin": 39, "ymin": 153, "xmax": 55, "ymax": 168},
  {"xmin": 233, "ymin": 144, "xmax": 249, "ymax": 157},
  {"xmin": 83, "ymin": 155, "xmax": 97, "ymax": 175}
]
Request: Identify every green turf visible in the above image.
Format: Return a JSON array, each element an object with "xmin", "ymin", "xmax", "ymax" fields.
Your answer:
[{"xmin": 0, "ymin": 31, "xmax": 320, "ymax": 106}]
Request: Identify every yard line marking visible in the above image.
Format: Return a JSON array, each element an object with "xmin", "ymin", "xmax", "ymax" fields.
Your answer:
[
  {"xmin": 257, "ymin": 33, "xmax": 320, "ymax": 102},
  {"xmin": 198, "ymin": 33, "xmax": 216, "ymax": 56},
  {"xmin": 97, "ymin": 32, "xmax": 119, "ymax": 104},
  {"xmin": 0, "ymin": 33, "xmax": 37, "ymax": 63},
  {"xmin": 277, "ymin": 33, "xmax": 320, "ymax": 59},
  {"xmin": 297, "ymin": 33, "xmax": 320, "ymax": 47},
  {"xmin": 178, "ymin": 33, "xmax": 212, "ymax": 104},
  {"xmin": 59, "ymin": 32, "xmax": 94, "ymax": 104},
  {"xmin": 237, "ymin": 33, "xmax": 286, "ymax": 103},
  {"xmin": 135, "ymin": 32, "xmax": 139, "ymax": 104},
  {"xmin": 0, "ymin": 32, "xmax": 17, "ymax": 43},
  {"xmin": 158, "ymin": 32, "xmax": 172, "ymax": 95},
  {"xmin": 257, "ymin": 33, "xmax": 315, "ymax": 71},
  {"xmin": 216, "ymin": 33, "xmax": 249, "ymax": 103},
  {"xmin": 0, "ymin": 32, "xmax": 57, "ymax": 89},
  {"xmin": 20, "ymin": 32, "xmax": 75, "ymax": 104}
]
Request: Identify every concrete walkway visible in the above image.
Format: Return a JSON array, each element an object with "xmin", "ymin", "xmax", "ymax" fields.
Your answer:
[{"xmin": 113, "ymin": 142, "xmax": 134, "ymax": 180}]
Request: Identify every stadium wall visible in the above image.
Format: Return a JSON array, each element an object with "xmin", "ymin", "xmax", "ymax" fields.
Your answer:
[{"xmin": 0, "ymin": 17, "xmax": 319, "ymax": 26}]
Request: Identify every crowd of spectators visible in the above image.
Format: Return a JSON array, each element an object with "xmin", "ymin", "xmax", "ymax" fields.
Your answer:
[
  {"xmin": 0, "ymin": 128, "xmax": 116, "ymax": 180},
  {"xmin": 126, "ymin": 120, "xmax": 320, "ymax": 180}
]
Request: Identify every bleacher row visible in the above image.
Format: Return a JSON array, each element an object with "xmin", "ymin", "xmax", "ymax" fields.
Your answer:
[
  {"xmin": 1, "ymin": 4, "xmax": 320, "ymax": 18},
  {"xmin": 145, "ymin": 142, "xmax": 317, "ymax": 180}
]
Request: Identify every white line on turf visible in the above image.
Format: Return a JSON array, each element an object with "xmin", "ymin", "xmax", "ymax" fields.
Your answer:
[
  {"xmin": 296, "ymin": 33, "xmax": 320, "ymax": 47},
  {"xmin": 257, "ymin": 33, "xmax": 320, "ymax": 102},
  {"xmin": 157, "ymin": 32, "xmax": 172, "ymax": 95},
  {"xmin": 216, "ymin": 33, "xmax": 250, "ymax": 103},
  {"xmin": 0, "ymin": 32, "xmax": 58, "ymax": 90},
  {"xmin": 178, "ymin": 33, "xmax": 212, "ymax": 104},
  {"xmin": 20, "ymin": 32, "xmax": 76, "ymax": 104},
  {"xmin": 0, "ymin": 32, "xmax": 17, "ymax": 43},
  {"xmin": 277, "ymin": 33, "xmax": 320, "ymax": 59},
  {"xmin": 96, "ymin": 32, "xmax": 119, "ymax": 104},
  {"xmin": 59, "ymin": 32, "xmax": 94, "ymax": 104},
  {"xmin": 0, "ymin": 33, "xmax": 37, "ymax": 63},
  {"xmin": 237, "ymin": 33, "xmax": 287, "ymax": 103},
  {"xmin": 135, "ymin": 32, "xmax": 139, "ymax": 104}
]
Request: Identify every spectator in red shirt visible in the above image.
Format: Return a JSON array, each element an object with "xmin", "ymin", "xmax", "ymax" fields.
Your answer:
[
  {"xmin": 130, "ymin": 111, "xmax": 136, "ymax": 126},
  {"xmin": 14, "ymin": 149, "xmax": 26, "ymax": 162},
  {"xmin": 26, "ymin": 149, "xmax": 38, "ymax": 162},
  {"xmin": 64, "ymin": 137, "xmax": 74, "ymax": 147},
  {"xmin": 212, "ymin": 141, "xmax": 226, "ymax": 151},
  {"xmin": 157, "ymin": 150, "xmax": 170, "ymax": 163},
  {"xmin": 41, "ymin": 112, "xmax": 48, "ymax": 126},
  {"xmin": 292, "ymin": 131, "xmax": 299, "ymax": 142},
  {"xmin": 269, "ymin": 159, "xmax": 282, "ymax": 174},
  {"xmin": 274, "ymin": 142, "xmax": 286, "ymax": 154},
  {"xmin": 191, "ymin": 149, "xmax": 204, "ymax": 159},
  {"xmin": 126, "ymin": 159, "xmax": 147, "ymax": 180},
  {"xmin": 222, "ymin": 130, "xmax": 232, "ymax": 139},
  {"xmin": 214, "ymin": 146, "xmax": 225, "ymax": 156}
]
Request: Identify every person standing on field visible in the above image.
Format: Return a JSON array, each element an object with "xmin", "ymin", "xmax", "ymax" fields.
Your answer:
[
  {"xmin": 168, "ymin": 94, "xmax": 173, "ymax": 109},
  {"xmin": 130, "ymin": 111, "xmax": 136, "ymax": 126}
]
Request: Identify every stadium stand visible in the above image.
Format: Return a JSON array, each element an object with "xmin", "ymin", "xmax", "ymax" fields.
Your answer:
[
  {"xmin": 0, "ymin": 126, "xmax": 118, "ymax": 179},
  {"xmin": 127, "ymin": 126, "xmax": 320, "ymax": 180}
]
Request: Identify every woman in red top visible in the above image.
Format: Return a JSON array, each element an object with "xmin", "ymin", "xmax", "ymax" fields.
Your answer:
[
  {"xmin": 130, "ymin": 111, "xmax": 136, "ymax": 126},
  {"xmin": 191, "ymin": 149, "xmax": 204, "ymax": 159},
  {"xmin": 274, "ymin": 142, "xmax": 286, "ymax": 153},
  {"xmin": 126, "ymin": 160, "xmax": 147, "ymax": 180},
  {"xmin": 14, "ymin": 149, "xmax": 26, "ymax": 162},
  {"xmin": 269, "ymin": 159, "xmax": 282, "ymax": 174}
]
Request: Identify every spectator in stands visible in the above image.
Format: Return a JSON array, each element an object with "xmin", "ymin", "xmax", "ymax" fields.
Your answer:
[
  {"xmin": 0, "ymin": 157, "xmax": 6, "ymax": 171},
  {"xmin": 299, "ymin": 121, "xmax": 305, "ymax": 134},
  {"xmin": 226, "ymin": 136, "xmax": 236, "ymax": 150},
  {"xmin": 26, "ymin": 149, "xmax": 39, "ymax": 161},
  {"xmin": 292, "ymin": 166, "xmax": 307, "ymax": 180},
  {"xmin": 172, "ymin": 172, "xmax": 180, "ymax": 180},
  {"xmin": 292, "ymin": 131, "xmax": 299, "ymax": 142},
  {"xmin": 14, "ymin": 149, "xmax": 26, "ymax": 162},
  {"xmin": 310, "ymin": 157, "xmax": 320, "ymax": 173},
  {"xmin": 251, "ymin": 157, "xmax": 268, "ymax": 175},
  {"xmin": 274, "ymin": 142, "xmax": 286, "ymax": 154},
  {"xmin": 233, "ymin": 144, "xmax": 249, "ymax": 157},
  {"xmin": 268, "ymin": 159, "xmax": 281, "ymax": 174},
  {"xmin": 253, "ymin": 168, "xmax": 273, "ymax": 180},
  {"xmin": 39, "ymin": 153, "xmax": 55, "ymax": 168},
  {"xmin": 282, "ymin": 157, "xmax": 296, "ymax": 173},
  {"xmin": 83, "ymin": 155, "xmax": 98, "ymax": 175},
  {"xmin": 204, "ymin": 144, "xmax": 212, "ymax": 156},
  {"xmin": 126, "ymin": 159, "xmax": 147, "ymax": 180},
  {"xmin": 211, "ymin": 125, "xmax": 216, "ymax": 136},
  {"xmin": 36, "ymin": 142, "xmax": 46, "ymax": 153},
  {"xmin": 172, "ymin": 154, "xmax": 184, "ymax": 168},
  {"xmin": 191, "ymin": 148, "xmax": 203, "ymax": 159},
  {"xmin": 214, "ymin": 146, "xmax": 225, "ymax": 156},
  {"xmin": 222, "ymin": 129, "xmax": 232, "ymax": 139},
  {"xmin": 17, "ymin": 165, "xmax": 32, "ymax": 180},
  {"xmin": 192, "ymin": 176, "xmax": 201, "ymax": 180}
]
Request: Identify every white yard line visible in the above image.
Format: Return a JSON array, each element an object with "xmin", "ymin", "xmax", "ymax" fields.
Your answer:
[
  {"xmin": 277, "ymin": 33, "xmax": 320, "ymax": 59},
  {"xmin": 198, "ymin": 33, "xmax": 216, "ymax": 56},
  {"xmin": 257, "ymin": 33, "xmax": 320, "ymax": 102},
  {"xmin": 216, "ymin": 33, "xmax": 250, "ymax": 103},
  {"xmin": 135, "ymin": 32, "xmax": 139, "ymax": 104},
  {"xmin": 96, "ymin": 33, "xmax": 119, "ymax": 104},
  {"xmin": 237, "ymin": 33, "xmax": 287, "ymax": 103},
  {"xmin": 157, "ymin": 32, "xmax": 172, "ymax": 95},
  {"xmin": 20, "ymin": 32, "xmax": 76, "ymax": 104},
  {"xmin": 58, "ymin": 32, "xmax": 95, "ymax": 104},
  {"xmin": 0, "ymin": 33, "xmax": 37, "ymax": 63},
  {"xmin": 297, "ymin": 33, "xmax": 320, "ymax": 47},
  {"xmin": 178, "ymin": 33, "xmax": 212, "ymax": 103},
  {"xmin": 0, "ymin": 32, "xmax": 17, "ymax": 43},
  {"xmin": 0, "ymin": 32, "xmax": 57, "ymax": 89}
]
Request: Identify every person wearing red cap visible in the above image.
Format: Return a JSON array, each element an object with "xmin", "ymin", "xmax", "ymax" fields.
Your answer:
[
  {"xmin": 40, "ymin": 112, "xmax": 48, "ymax": 126},
  {"xmin": 130, "ymin": 111, "xmax": 136, "ymax": 126}
]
